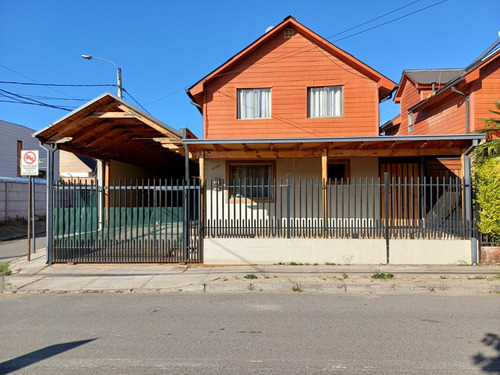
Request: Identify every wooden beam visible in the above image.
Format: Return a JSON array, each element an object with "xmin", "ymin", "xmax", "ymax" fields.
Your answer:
[
  {"xmin": 115, "ymin": 104, "xmax": 179, "ymax": 138},
  {"xmin": 88, "ymin": 112, "xmax": 136, "ymax": 119},
  {"xmin": 328, "ymin": 148, "xmax": 466, "ymax": 157},
  {"xmin": 242, "ymin": 144, "xmax": 249, "ymax": 151},
  {"xmin": 214, "ymin": 144, "xmax": 228, "ymax": 152},
  {"xmin": 204, "ymin": 150, "xmax": 322, "ymax": 159}
]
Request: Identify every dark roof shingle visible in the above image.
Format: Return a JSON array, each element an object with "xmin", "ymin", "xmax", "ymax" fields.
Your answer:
[{"xmin": 404, "ymin": 69, "xmax": 465, "ymax": 85}]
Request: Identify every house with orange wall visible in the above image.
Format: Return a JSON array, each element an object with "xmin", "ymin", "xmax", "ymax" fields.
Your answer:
[
  {"xmin": 382, "ymin": 38, "xmax": 500, "ymax": 137},
  {"xmin": 184, "ymin": 16, "xmax": 484, "ymax": 265}
]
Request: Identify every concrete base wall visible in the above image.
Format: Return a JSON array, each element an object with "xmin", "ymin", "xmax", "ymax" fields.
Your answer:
[
  {"xmin": 203, "ymin": 238, "xmax": 475, "ymax": 265},
  {"xmin": 0, "ymin": 181, "xmax": 46, "ymax": 221},
  {"xmin": 204, "ymin": 238, "xmax": 387, "ymax": 265},
  {"xmin": 388, "ymin": 239, "xmax": 474, "ymax": 265}
]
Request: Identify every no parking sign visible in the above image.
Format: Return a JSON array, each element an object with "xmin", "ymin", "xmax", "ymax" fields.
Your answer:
[{"xmin": 20, "ymin": 150, "xmax": 39, "ymax": 176}]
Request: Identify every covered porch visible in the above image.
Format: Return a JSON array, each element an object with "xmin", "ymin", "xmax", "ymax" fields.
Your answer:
[{"xmin": 185, "ymin": 134, "xmax": 484, "ymax": 265}]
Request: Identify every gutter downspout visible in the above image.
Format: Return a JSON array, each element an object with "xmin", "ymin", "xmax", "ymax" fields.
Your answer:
[
  {"xmin": 451, "ymin": 86, "xmax": 470, "ymax": 134},
  {"xmin": 39, "ymin": 142, "xmax": 55, "ymax": 266}
]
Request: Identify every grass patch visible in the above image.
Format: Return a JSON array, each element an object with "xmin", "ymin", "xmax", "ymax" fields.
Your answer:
[
  {"xmin": 292, "ymin": 285, "xmax": 303, "ymax": 292},
  {"xmin": 244, "ymin": 274, "xmax": 258, "ymax": 280},
  {"xmin": 0, "ymin": 262, "xmax": 12, "ymax": 276},
  {"xmin": 468, "ymin": 276, "xmax": 487, "ymax": 280},
  {"xmin": 342, "ymin": 272, "xmax": 348, "ymax": 279},
  {"xmin": 325, "ymin": 262, "xmax": 336, "ymax": 266},
  {"xmin": 289, "ymin": 262, "xmax": 303, "ymax": 266},
  {"xmin": 371, "ymin": 272, "xmax": 394, "ymax": 279},
  {"xmin": 439, "ymin": 275, "xmax": 448, "ymax": 279}
]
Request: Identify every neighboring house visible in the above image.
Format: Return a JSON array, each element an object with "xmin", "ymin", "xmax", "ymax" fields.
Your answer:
[
  {"xmin": 383, "ymin": 37, "xmax": 500, "ymax": 136},
  {"xmin": 184, "ymin": 16, "xmax": 483, "ymax": 265},
  {"xmin": 0, "ymin": 120, "xmax": 59, "ymax": 221},
  {"xmin": 59, "ymin": 150, "xmax": 97, "ymax": 183},
  {"xmin": 0, "ymin": 119, "xmax": 59, "ymax": 178}
]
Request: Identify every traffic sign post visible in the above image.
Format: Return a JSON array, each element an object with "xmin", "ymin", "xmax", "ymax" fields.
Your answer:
[{"xmin": 20, "ymin": 150, "xmax": 39, "ymax": 260}]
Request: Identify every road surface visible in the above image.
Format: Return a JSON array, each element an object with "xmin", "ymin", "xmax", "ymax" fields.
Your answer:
[{"xmin": 1, "ymin": 293, "xmax": 499, "ymax": 374}]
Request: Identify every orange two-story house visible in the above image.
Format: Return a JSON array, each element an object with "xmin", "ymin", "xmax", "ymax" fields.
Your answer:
[{"xmin": 184, "ymin": 16, "xmax": 483, "ymax": 265}]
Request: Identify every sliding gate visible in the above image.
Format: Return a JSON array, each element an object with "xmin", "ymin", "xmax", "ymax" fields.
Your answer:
[{"xmin": 52, "ymin": 179, "xmax": 201, "ymax": 263}]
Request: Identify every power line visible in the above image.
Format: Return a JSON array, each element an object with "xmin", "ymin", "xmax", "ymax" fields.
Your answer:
[
  {"xmin": 0, "ymin": 88, "xmax": 75, "ymax": 111},
  {"xmin": 122, "ymin": 88, "xmax": 151, "ymax": 115},
  {"xmin": 0, "ymin": 80, "xmax": 115, "ymax": 88},
  {"xmin": 0, "ymin": 64, "xmax": 79, "ymax": 100},
  {"xmin": 333, "ymin": 0, "xmax": 448, "ymax": 43}
]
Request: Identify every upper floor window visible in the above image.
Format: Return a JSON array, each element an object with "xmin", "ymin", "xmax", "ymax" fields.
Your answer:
[
  {"xmin": 237, "ymin": 88, "xmax": 271, "ymax": 119},
  {"xmin": 308, "ymin": 86, "xmax": 343, "ymax": 118},
  {"xmin": 408, "ymin": 112, "xmax": 414, "ymax": 133}
]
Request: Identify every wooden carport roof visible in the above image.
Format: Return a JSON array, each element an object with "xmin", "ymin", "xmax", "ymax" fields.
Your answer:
[
  {"xmin": 33, "ymin": 93, "xmax": 195, "ymax": 169},
  {"xmin": 183, "ymin": 134, "xmax": 484, "ymax": 159}
]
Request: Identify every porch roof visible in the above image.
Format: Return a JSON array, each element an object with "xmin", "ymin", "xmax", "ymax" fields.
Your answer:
[
  {"xmin": 183, "ymin": 134, "xmax": 484, "ymax": 159},
  {"xmin": 33, "ymin": 93, "xmax": 195, "ymax": 168}
]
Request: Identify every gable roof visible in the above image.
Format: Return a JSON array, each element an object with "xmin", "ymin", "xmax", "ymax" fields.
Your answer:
[
  {"xmin": 34, "ymin": 93, "xmax": 194, "ymax": 169},
  {"xmin": 187, "ymin": 16, "xmax": 396, "ymax": 109},
  {"xmin": 405, "ymin": 69, "xmax": 464, "ymax": 85},
  {"xmin": 394, "ymin": 69, "xmax": 464, "ymax": 103}
]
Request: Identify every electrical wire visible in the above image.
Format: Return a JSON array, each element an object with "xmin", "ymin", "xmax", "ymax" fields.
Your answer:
[
  {"xmin": 122, "ymin": 88, "xmax": 151, "ymax": 115},
  {"xmin": 0, "ymin": 88, "xmax": 75, "ymax": 111},
  {"xmin": 0, "ymin": 80, "xmax": 115, "ymax": 88}
]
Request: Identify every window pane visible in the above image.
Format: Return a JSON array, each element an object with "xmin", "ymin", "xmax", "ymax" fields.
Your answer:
[
  {"xmin": 308, "ymin": 86, "xmax": 343, "ymax": 118},
  {"xmin": 229, "ymin": 164, "xmax": 272, "ymax": 198},
  {"xmin": 238, "ymin": 89, "xmax": 271, "ymax": 119}
]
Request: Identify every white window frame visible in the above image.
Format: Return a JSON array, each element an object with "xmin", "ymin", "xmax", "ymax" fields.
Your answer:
[
  {"xmin": 308, "ymin": 86, "xmax": 343, "ymax": 118},
  {"xmin": 237, "ymin": 88, "xmax": 272, "ymax": 119},
  {"xmin": 408, "ymin": 112, "xmax": 414, "ymax": 133}
]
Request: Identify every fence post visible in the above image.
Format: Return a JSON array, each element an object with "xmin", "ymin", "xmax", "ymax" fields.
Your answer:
[
  {"xmin": 286, "ymin": 174, "xmax": 290, "ymax": 239},
  {"xmin": 384, "ymin": 172, "xmax": 390, "ymax": 264}
]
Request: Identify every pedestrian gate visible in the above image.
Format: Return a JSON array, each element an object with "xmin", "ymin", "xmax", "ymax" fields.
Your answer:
[{"xmin": 51, "ymin": 179, "xmax": 201, "ymax": 263}]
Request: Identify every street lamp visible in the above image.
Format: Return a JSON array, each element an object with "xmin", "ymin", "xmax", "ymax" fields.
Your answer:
[{"xmin": 81, "ymin": 54, "xmax": 122, "ymax": 98}]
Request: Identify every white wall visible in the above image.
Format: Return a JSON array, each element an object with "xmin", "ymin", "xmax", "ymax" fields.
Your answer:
[
  {"xmin": 204, "ymin": 157, "xmax": 381, "ymax": 230},
  {"xmin": 203, "ymin": 238, "xmax": 475, "ymax": 265}
]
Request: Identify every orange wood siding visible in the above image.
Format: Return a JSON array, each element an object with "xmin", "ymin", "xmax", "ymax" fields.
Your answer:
[
  {"xmin": 396, "ymin": 79, "xmax": 421, "ymax": 135},
  {"xmin": 412, "ymin": 95, "xmax": 467, "ymax": 135},
  {"xmin": 472, "ymin": 57, "xmax": 500, "ymax": 132},
  {"xmin": 204, "ymin": 31, "xmax": 379, "ymax": 139}
]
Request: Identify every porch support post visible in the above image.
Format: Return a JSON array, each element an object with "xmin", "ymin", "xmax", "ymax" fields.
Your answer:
[
  {"xmin": 199, "ymin": 152, "xmax": 205, "ymax": 238},
  {"xmin": 463, "ymin": 140, "xmax": 478, "ymax": 263},
  {"xmin": 322, "ymin": 149, "xmax": 328, "ymax": 235},
  {"xmin": 45, "ymin": 144, "xmax": 55, "ymax": 266},
  {"xmin": 183, "ymin": 144, "xmax": 190, "ymax": 261}
]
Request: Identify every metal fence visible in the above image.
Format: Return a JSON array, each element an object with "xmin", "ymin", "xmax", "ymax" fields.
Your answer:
[
  {"xmin": 52, "ymin": 179, "xmax": 201, "ymax": 263},
  {"xmin": 205, "ymin": 175, "xmax": 470, "ymax": 240}
]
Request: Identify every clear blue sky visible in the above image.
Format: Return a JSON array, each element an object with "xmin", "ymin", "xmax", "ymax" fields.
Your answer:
[{"xmin": 1, "ymin": 0, "xmax": 499, "ymax": 137}]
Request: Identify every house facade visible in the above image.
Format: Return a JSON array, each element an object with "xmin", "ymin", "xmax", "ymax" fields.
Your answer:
[
  {"xmin": 383, "ymin": 38, "xmax": 500, "ymax": 137},
  {"xmin": 185, "ymin": 16, "xmax": 483, "ymax": 265}
]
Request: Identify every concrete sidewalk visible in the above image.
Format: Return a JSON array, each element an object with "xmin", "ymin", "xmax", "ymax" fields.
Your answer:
[{"xmin": 2, "ymin": 248, "xmax": 500, "ymax": 294}]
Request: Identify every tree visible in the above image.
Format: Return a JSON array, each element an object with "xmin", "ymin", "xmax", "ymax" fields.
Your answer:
[{"xmin": 473, "ymin": 100, "xmax": 500, "ymax": 238}]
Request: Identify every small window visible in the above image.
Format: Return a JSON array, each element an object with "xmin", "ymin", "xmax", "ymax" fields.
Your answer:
[
  {"xmin": 327, "ymin": 160, "xmax": 350, "ymax": 183},
  {"xmin": 308, "ymin": 86, "xmax": 343, "ymax": 118},
  {"xmin": 237, "ymin": 88, "xmax": 271, "ymax": 119},
  {"xmin": 17, "ymin": 140, "xmax": 22, "ymax": 177},
  {"xmin": 284, "ymin": 28, "xmax": 295, "ymax": 38},
  {"xmin": 228, "ymin": 163, "xmax": 272, "ymax": 199},
  {"xmin": 408, "ymin": 112, "xmax": 414, "ymax": 133}
]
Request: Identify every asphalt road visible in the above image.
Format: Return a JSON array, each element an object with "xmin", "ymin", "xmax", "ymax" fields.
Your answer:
[
  {"xmin": 1, "ymin": 293, "xmax": 499, "ymax": 374},
  {"xmin": 0, "ymin": 235, "xmax": 46, "ymax": 263}
]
